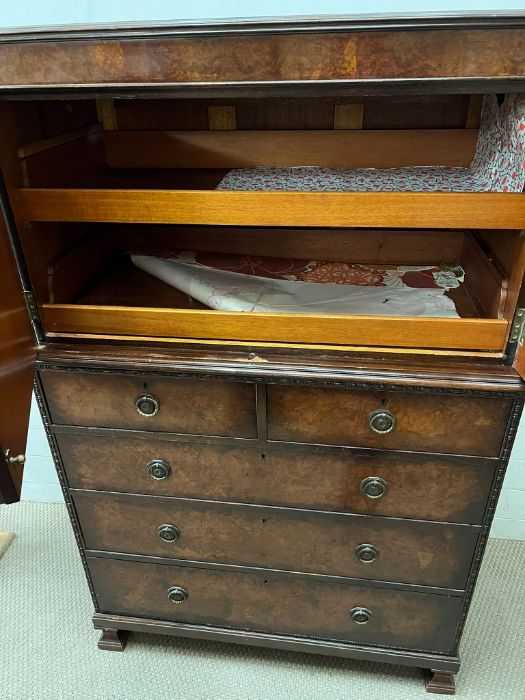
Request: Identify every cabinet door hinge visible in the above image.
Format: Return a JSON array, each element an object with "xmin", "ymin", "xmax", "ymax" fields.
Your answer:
[
  {"xmin": 510, "ymin": 308, "xmax": 525, "ymax": 344},
  {"xmin": 23, "ymin": 291, "xmax": 41, "ymax": 325}
]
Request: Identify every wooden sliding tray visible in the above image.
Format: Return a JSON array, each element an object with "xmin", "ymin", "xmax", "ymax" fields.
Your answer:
[
  {"xmin": 15, "ymin": 189, "xmax": 525, "ymax": 229},
  {"xmin": 42, "ymin": 304, "xmax": 507, "ymax": 351},
  {"xmin": 40, "ymin": 232, "xmax": 509, "ymax": 352}
]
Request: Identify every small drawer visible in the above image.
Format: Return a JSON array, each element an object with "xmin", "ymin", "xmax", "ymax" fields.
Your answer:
[
  {"xmin": 74, "ymin": 491, "xmax": 479, "ymax": 589},
  {"xmin": 88, "ymin": 557, "xmax": 463, "ymax": 654},
  {"xmin": 40, "ymin": 370, "xmax": 257, "ymax": 438},
  {"xmin": 267, "ymin": 384, "xmax": 512, "ymax": 457},
  {"xmin": 57, "ymin": 431, "xmax": 496, "ymax": 524}
]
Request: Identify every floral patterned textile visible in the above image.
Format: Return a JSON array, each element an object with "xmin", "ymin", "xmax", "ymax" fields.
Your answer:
[
  {"xmin": 217, "ymin": 94, "xmax": 525, "ymax": 193},
  {"xmin": 130, "ymin": 249, "xmax": 464, "ymax": 291},
  {"xmin": 132, "ymin": 254, "xmax": 459, "ymax": 317}
]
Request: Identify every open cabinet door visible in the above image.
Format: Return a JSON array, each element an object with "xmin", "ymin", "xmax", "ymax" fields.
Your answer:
[{"xmin": 0, "ymin": 178, "xmax": 37, "ymax": 504}]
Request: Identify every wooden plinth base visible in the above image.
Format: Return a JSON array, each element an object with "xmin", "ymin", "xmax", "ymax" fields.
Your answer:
[
  {"xmin": 425, "ymin": 669, "xmax": 456, "ymax": 694},
  {"xmin": 98, "ymin": 628, "xmax": 129, "ymax": 652}
]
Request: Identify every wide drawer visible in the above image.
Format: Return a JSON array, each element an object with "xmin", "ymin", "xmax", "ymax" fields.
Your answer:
[
  {"xmin": 267, "ymin": 384, "xmax": 512, "ymax": 457},
  {"xmin": 57, "ymin": 431, "xmax": 496, "ymax": 524},
  {"xmin": 40, "ymin": 370, "xmax": 257, "ymax": 438},
  {"xmin": 88, "ymin": 556, "xmax": 463, "ymax": 654},
  {"xmin": 74, "ymin": 491, "xmax": 479, "ymax": 589}
]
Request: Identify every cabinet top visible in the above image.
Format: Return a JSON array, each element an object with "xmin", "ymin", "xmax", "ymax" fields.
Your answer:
[
  {"xmin": 1, "ymin": 12, "xmax": 525, "ymax": 40},
  {"xmin": 0, "ymin": 12, "xmax": 525, "ymax": 96}
]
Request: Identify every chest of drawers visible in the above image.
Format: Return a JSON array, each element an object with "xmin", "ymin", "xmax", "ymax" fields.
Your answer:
[
  {"xmin": 1, "ymin": 12, "xmax": 525, "ymax": 697},
  {"xmin": 28, "ymin": 347, "xmax": 523, "ymax": 695}
]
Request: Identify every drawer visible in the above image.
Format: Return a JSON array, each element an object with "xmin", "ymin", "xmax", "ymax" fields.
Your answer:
[
  {"xmin": 40, "ymin": 370, "xmax": 257, "ymax": 438},
  {"xmin": 267, "ymin": 384, "xmax": 512, "ymax": 457},
  {"xmin": 74, "ymin": 491, "xmax": 479, "ymax": 589},
  {"xmin": 57, "ymin": 431, "xmax": 496, "ymax": 524},
  {"xmin": 88, "ymin": 557, "xmax": 463, "ymax": 654}
]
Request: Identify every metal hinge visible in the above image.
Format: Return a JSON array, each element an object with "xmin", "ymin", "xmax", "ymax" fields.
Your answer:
[
  {"xmin": 23, "ymin": 290, "xmax": 40, "ymax": 325},
  {"xmin": 510, "ymin": 308, "xmax": 525, "ymax": 344}
]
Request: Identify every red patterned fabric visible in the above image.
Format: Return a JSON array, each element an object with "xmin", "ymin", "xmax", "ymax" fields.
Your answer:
[
  {"xmin": 217, "ymin": 95, "xmax": 525, "ymax": 193},
  {"xmin": 129, "ymin": 249, "xmax": 463, "ymax": 290}
]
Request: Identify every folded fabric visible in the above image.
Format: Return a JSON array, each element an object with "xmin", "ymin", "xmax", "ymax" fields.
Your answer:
[
  {"xmin": 217, "ymin": 94, "xmax": 525, "ymax": 193},
  {"xmin": 128, "ymin": 249, "xmax": 464, "ymax": 291},
  {"xmin": 132, "ymin": 255, "xmax": 459, "ymax": 317}
]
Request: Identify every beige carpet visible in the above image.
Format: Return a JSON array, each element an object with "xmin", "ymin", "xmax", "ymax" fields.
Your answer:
[{"xmin": 0, "ymin": 502, "xmax": 523, "ymax": 700}]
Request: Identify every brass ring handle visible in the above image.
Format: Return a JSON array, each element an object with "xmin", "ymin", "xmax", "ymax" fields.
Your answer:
[
  {"xmin": 360, "ymin": 476, "xmax": 389, "ymax": 500},
  {"xmin": 368, "ymin": 409, "xmax": 396, "ymax": 435},
  {"xmin": 350, "ymin": 607, "xmax": 372, "ymax": 625},
  {"xmin": 135, "ymin": 394, "xmax": 160, "ymax": 417},
  {"xmin": 148, "ymin": 459, "xmax": 172, "ymax": 480},
  {"xmin": 167, "ymin": 586, "xmax": 188, "ymax": 604},
  {"xmin": 355, "ymin": 543, "xmax": 379, "ymax": 564},
  {"xmin": 157, "ymin": 524, "xmax": 181, "ymax": 543}
]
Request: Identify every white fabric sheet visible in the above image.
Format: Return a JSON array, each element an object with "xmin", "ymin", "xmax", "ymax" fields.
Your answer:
[{"xmin": 132, "ymin": 255, "xmax": 459, "ymax": 317}]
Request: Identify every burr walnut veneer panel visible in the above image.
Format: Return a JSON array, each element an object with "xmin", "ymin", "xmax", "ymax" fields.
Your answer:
[
  {"xmin": 56, "ymin": 431, "xmax": 496, "ymax": 524},
  {"xmin": 1, "ymin": 28, "xmax": 524, "ymax": 88},
  {"xmin": 88, "ymin": 556, "xmax": 464, "ymax": 654},
  {"xmin": 41, "ymin": 370, "xmax": 257, "ymax": 438},
  {"xmin": 74, "ymin": 490, "xmax": 479, "ymax": 589},
  {"xmin": 267, "ymin": 385, "xmax": 511, "ymax": 456}
]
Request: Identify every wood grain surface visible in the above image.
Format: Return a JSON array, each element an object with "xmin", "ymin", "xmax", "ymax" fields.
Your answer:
[
  {"xmin": 103, "ymin": 129, "xmax": 478, "ymax": 169},
  {"xmin": 267, "ymin": 384, "xmax": 512, "ymax": 456},
  {"xmin": 56, "ymin": 431, "xmax": 496, "ymax": 524},
  {"xmin": 74, "ymin": 490, "xmax": 479, "ymax": 589},
  {"xmin": 88, "ymin": 556, "xmax": 463, "ymax": 654},
  {"xmin": 41, "ymin": 305, "xmax": 508, "ymax": 352},
  {"xmin": 0, "ymin": 29, "xmax": 524, "ymax": 88},
  {"xmin": 16, "ymin": 189, "xmax": 525, "ymax": 230},
  {"xmin": 41, "ymin": 370, "xmax": 257, "ymax": 438}
]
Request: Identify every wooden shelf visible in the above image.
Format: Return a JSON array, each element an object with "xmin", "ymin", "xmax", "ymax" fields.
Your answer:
[
  {"xmin": 42, "ymin": 304, "xmax": 506, "ymax": 352},
  {"xmin": 39, "ymin": 232, "xmax": 511, "ymax": 353},
  {"xmin": 15, "ymin": 188, "xmax": 525, "ymax": 229}
]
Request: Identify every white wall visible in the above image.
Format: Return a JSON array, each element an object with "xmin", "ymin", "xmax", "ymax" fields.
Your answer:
[
  {"xmin": 1, "ymin": 2, "xmax": 525, "ymax": 29},
  {"xmin": 21, "ymin": 396, "xmax": 525, "ymax": 539},
  {"xmin": 20, "ymin": 397, "xmax": 64, "ymax": 504}
]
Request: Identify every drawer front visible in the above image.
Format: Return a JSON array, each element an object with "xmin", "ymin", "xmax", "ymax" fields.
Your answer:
[
  {"xmin": 88, "ymin": 557, "xmax": 463, "ymax": 654},
  {"xmin": 74, "ymin": 491, "xmax": 479, "ymax": 589},
  {"xmin": 40, "ymin": 370, "xmax": 257, "ymax": 438},
  {"xmin": 267, "ymin": 384, "xmax": 512, "ymax": 457},
  {"xmin": 57, "ymin": 432, "xmax": 495, "ymax": 524}
]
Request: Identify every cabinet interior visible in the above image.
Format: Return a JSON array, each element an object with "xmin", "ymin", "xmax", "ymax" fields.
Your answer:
[{"xmin": 3, "ymin": 94, "xmax": 524, "ymax": 355}]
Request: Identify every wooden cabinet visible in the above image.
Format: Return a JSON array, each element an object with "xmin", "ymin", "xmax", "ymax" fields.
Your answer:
[{"xmin": 1, "ymin": 12, "xmax": 525, "ymax": 695}]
